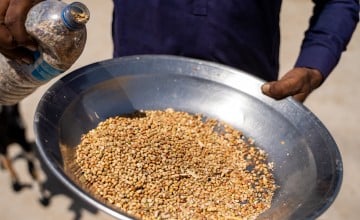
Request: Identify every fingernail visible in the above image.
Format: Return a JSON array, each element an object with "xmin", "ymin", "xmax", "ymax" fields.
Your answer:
[
  {"xmin": 26, "ymin": 45, "xmax": 38, "ymax": 52},
  {"xmin": 262, "ymin": 83, "xmax": 270, "ymax": 93},
  {"xmin": 21, "ymin": 57, "xmax": 33, "ymax": 65},
  {"xmin": 15, "ymin": 59, "xmax": 24, "ymax": 65}
]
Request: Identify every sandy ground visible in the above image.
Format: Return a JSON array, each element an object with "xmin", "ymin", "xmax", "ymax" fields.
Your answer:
[{"xmin": 0, "ymin": 0, "xmax": 359, "ymax": 219}]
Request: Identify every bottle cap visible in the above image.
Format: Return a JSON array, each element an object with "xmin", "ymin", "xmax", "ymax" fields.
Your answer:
[{"xmin": 62, "ymin": 2, "xmax": 90, "ymax": 30}]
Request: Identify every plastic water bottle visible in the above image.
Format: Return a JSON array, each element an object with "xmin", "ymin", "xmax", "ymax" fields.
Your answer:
[{"xmin": 0, "ymin": 0, "xmax": 90, "ymax": 105}]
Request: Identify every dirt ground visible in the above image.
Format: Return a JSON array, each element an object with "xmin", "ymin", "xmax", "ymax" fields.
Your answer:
[{"xmin": 0, "ymin": 1, "xmax": 359, "ymax": 219}]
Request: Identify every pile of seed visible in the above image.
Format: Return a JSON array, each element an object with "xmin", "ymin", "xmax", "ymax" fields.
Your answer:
[{"xmin": 75, "ymin": 109, "xmax": 276, "ymax": 220}]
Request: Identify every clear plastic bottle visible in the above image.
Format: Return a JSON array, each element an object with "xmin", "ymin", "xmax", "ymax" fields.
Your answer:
[{"xmin": 0, "ymin": 0, "xmax": 90, "ymax": 105}]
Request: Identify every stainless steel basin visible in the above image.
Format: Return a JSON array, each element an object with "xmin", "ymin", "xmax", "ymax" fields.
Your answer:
[{"xmin": 34, "ymin": 55, "xmax": 342, "ymax": 220}]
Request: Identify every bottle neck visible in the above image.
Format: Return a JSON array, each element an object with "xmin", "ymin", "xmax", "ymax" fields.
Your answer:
[{"xmin": 61, "ymin": 2, "xmax": 90, "ymax": 30}]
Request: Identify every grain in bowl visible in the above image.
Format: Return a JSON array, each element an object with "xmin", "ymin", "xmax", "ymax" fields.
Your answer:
[{"xmin": 74, "ymin": 108, "xmax": 276, "ymax": 219}]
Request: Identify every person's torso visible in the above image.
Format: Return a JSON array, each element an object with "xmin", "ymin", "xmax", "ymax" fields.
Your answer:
[{"xmin": 112, "ymin": 0, "xmax": 282, "ymax": 81}]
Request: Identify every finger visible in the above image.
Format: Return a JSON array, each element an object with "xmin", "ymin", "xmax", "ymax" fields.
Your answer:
[
  {"xmin": 0, "ymin": 25, "xmax": 16, "ymax": 49},
  {"xmin": 292, "ymin": 92, "xmax": 308, "ymax": 103},
  {"xmin": 1, "ymin": 46, "xmax": 34, "ymax": 64},
  {"xmin": 261, "ymin": 77, "xmax": 302, "ymax": 100},
  {"xmin": 5, "ymin": 0, "xmax": 38, "ymax": 47},
  {"xmin": 0, "ymin": 0, "xmax": 16, "ymax": 49}
]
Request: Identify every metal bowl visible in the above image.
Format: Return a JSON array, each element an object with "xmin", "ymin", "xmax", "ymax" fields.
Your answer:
[{"xmin": 34, "ymin": 55, "xmax": 342, "ymax": 220}]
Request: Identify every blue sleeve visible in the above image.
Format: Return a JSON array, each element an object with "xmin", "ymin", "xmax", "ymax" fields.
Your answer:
[{"xmin": 295, "ymin": 0, "xmax": 359, "ymax": 78}]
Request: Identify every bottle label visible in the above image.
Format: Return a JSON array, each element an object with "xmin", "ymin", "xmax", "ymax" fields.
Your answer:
[{"xmin": 31, "ymin": 51, "xmax": 63, "ymax": 81}]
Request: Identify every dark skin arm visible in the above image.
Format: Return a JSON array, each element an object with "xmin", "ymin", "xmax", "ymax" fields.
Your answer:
[
  {"xmin": 0, "ymin": 0, "xmax": 42, "ymax": 63},
  {"xmin": 261, "ymin": 67, "xmax": 323, "ymax": 102}
]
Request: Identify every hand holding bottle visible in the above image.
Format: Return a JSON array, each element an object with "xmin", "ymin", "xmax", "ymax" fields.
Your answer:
[
  {"xmin": 0, "ymin": 0, "xmax": 90, "ymax": 105},
  {"xmin": 0, "ymin": 0, "xmax": 42, "ymax": 63}
]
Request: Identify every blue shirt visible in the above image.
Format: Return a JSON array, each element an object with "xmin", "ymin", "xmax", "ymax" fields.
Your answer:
[{"xmin": 112, "ymin": 0, "xmax": 359, "ymax": 81}]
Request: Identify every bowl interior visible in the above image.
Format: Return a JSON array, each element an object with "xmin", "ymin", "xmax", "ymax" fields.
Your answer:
[{"xmin": 34, "ymin": 55, "xmax": 342, "ymax": 220}]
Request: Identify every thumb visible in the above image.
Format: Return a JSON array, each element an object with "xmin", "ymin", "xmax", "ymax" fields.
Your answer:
[
  {"xmin": 261, "ymin": 77, "xmax": 301, "ymax": 100},
  {"xmin": 261, "ymin": 67, "xmax": 323, "ymax": 102}
]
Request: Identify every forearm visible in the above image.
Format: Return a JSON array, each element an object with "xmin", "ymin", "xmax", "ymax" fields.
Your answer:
[{"xmin": 295, "ymin": 0, "xmax": 359, "ymax": 78}]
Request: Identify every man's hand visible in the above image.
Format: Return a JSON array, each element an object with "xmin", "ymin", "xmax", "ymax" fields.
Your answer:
[
  {"xmin": 0, "ymin": 0, "xmax": 42, "ymax": 63},
  {"xmin": 261, "ymin": 67, "xmax": 323, "ymax": 102}
]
